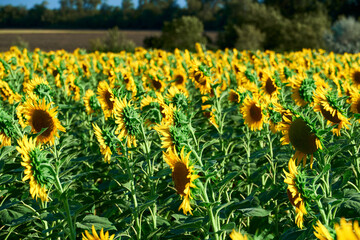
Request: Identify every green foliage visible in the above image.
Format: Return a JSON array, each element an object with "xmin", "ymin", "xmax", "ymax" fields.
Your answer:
[
  {"xmin": 234, "ymin": 24, "xmax": 266, "ymax": 51},
  {"xmin": 89, "ymin": 26, "xmax": 135, "ymax": 53},
  {"xmin": 325, "ymin": 16, "xmax": 360, "ymax": 54},
  {"xmin": 160, "ymin": 16, "xmax": 207, "ymax": 51}
]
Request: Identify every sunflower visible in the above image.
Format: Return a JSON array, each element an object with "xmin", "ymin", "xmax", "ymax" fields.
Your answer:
[
  {"xmin": 17, "ymin": 136, "xmax": 50, "ymax": 202},
  {"xmin": 84, "ymin": 89, "xmax": 100, "ymax": 115},
  {"xmin": 165, "ymin": 86, "xmax": 189, "ymax": 110},
  {"xmin": 260, "ymin": 69, "xmax": 279, "ymax": 103},
  {"xmin": 189, "ymin": 64, "xmax": 212, "ymax": 95},
  {"xmin": 93, "ymin": 123, "xmax": 113, "ymax": 164},
  {"xmin": 171, "ymin": 70, "xmax": 187, "ymax": 89},
  {"xmin": 0, "ymin": 80, "xmax": 21, "ymax": 104},
  {"xmin": 155, "ymin": 122, "xmax": 188, "ymax": 152},
  {"xmin": 22, "ymin": 98, "xmax": 66, "ymax": 145},
  {"xmin": 284, "ymin": 158, "xmax": 307, "ymax": 229},
  {"xmin": 241, "ymin": 95, "xmax": 267, "ymax": 131},
  {"xmin": 201, "ymin": 104, "xmax": 219, "ymax": 129},
  {"xmin": 314, "ymin": 88, "xmax": 350, "ymax": 136},
  {"xmin": 334, "ymin": 218, "xmax": 360, "ymax": 240},
  {"xmin": 229, "ymin": 229, "xmax": 248, "ymax": 240},
  {"xmin": 82, "ymin": 225, "xmax": 115, "ymax": 240},
  {"xmin": 350, "ymin": 67, "xmax": 360, "ymax": 88},
  {"xmin": 229, "ymin": 89, "xmax": 241, "ymax": 103},
  {"xmin": 163, "ymin": 147, "xmax": 199, "ymax": 215},
  {"xmin": 97, "ymin": 81, "xmax": 115, "ymax": 120},
  {"xmin": 114, "ymin": 98, "xmax": 139, "ymax": 148},
  {"xmin": 268, "ymin": 102, "xmax": 292, "ymax": 134},
  {"xmin": 23, "ymin": 76, "xmax": 51, "ymax": 100},
  {"xmin": 313, "ymin": 221, "xmax": 334, "ymax": 240}
]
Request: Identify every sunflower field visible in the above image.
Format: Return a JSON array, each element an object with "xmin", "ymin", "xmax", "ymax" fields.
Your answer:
[{"xmin": 1, "ymin": 45, "xmax": 360, "ymax": 240}]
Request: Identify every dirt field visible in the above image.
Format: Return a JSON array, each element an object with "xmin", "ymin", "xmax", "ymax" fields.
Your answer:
[{"xmin": 0, "ymin": 29, "xmax": 217, "ymax": 52}]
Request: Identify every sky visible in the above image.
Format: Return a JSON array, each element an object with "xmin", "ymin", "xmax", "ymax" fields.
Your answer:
[{"xmin": 0, "ymin": 0, "xmax": 187, "ymax": 9}]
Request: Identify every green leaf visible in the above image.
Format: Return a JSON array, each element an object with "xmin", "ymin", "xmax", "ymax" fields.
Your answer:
[
  {"xmin": 76, "ymin": 215, "xmax": 116, "ymax": 231},
  {"xmin": 238, "ymin": 207, "xmax": 271, "ymax": 217}
]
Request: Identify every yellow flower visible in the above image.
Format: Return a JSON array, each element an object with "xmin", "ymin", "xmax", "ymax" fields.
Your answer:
[
  {"xmin": 82, "ymin": 225, "xmax": 115, "ymax": 240},
  {"xmin": 350, "ymin": 67, "xmax": 360, "ymax": 88},
  {"xmin": 163, "ymin": 147, "xmax": 199, "ymax": 215},
  {"xmin": 22, "ymin": 98, "xmax": 66, "ymax": 145},
  {"xmin": 114, "ymin": 98, "xmax": 139, "ymax": 148},
  {"xmin": 229, "ymin": 229, "xmax": 248, "ymax": 240},
  {"xmin": 23, "ymin": 76, "xmax": 51, "ymax": 100},
  {"xmin": 335, "ymin": 218, "xmax": 360, "ymax": 240},
  {"xmin": 313, "ymin": 221, "xmax": 333, "ymax": 240},
  {"xmin": 241, "ymin": 95, "xmax": 267, "ymax": 131},
  {"xmin": 279, "ymin": 116, "xmax": 321, "ymax": 168},
  {"xmin": 93, "ymin": 123, "xmax": 112, "ymax": 164},
  {"xmin": 97, "ymin": 81, "xmax": 115, "ymax": 120},
  {"xmin": 260, "ymin": 69, "xmax": 279, "ymax": 104},
  {"xmin": 0, "ymin": 80, "xmax": 21, "ymax": 104},
  {"xmin": 17, "ymin": 136, "xmax": 49, "ymax": 202},
  {"xmin": 284, "ymin": 158, "xmax": 307, "ymax": 229},
  {"xmin": 313, "ymin": 88, "xmax": 350, "ymax": 136},
  {"xmin": 229, "ymin": 89, "xmax": 241, "ymax": 103}
]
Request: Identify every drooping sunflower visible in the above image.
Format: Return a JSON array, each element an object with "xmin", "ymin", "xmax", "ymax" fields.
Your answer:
[
  {"xmin": 21, "ymin": 98, "xmax": 66, "ymax": 145},
  {"xmin": 17, "ymin": 136, "xmax": 50, "ymax": 202},
  {"xmin": 84, "ymin": 89, "xmax": 100, "ymax": 115},
  {"xmin": 284, "ymin": 158, "xmax": 307, "ymax": 229},
  {"xmin": 313, "ymin": 88, "xmax": 350, "ymax": 136},
  {"xmin": 97, "ymin": 81, "xmax": 115, "ymax": 120},
  {"xmin": 155, "ymin": 123, "xmax": 189, "ymax": 152},
  {"xmin": 23, "ymin": 76, "xmax": 51, "ymax": 100},
  {"xmin": 114, "ymin": 98, "xmax": 139, "ymax": 148},
  {"xmin": 279, "ymin": 115, "xmax": 321, "ymax": 168},
  {"xmin": 93, "ymin": 123, "xmax": 114, "ymax": 164},
  {"xmin": 163, "ymin": 147, "xmax": 199, "ymax": 215},
  {"xmin": 313, "ymin": 221, "xmax": 334, "ymax": 240},
  {"xmin": 241, "ymin": 95, "xmax": 267, "ymax": 131},
  {"xmin": 229, "ymin": 229, "xmax": 248, "ymax": 240},
  {"xmin": 82, "ymin": 225, "xmax": 115, "ymax": 240},
  {"xmin": 165, "ymin": 86, "xmax": 189, "ymax": 110}
]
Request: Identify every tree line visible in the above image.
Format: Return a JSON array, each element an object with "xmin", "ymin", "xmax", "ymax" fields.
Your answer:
[{"xmin": 1, "ymin": 0, "xmax": 360, "ymax": 52}]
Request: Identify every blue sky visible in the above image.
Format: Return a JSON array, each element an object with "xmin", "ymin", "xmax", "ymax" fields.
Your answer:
[{"xmin": 0, "ymin": 0, "xmax": 187, "ymax": 9}]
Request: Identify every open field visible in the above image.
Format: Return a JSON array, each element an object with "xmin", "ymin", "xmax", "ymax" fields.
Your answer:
[{"xmin": 0, "ymin": 29, "xmax": 217, "ymax": 51}]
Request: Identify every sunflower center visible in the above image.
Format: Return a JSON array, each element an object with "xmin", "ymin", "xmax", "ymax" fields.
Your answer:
[
  {"xmin": 265, "ymin": 77, "xmax": 276, "ymax": 95},
  {"xmin": 172, "ymin": 162, "xmax": 190, "ymax": 196},
  {"xmin": 319, "ymin": 104, "xmax": 341, "ymax": 124},
  {"xmin": 353, "ymin": 71, "xmax": 360, "ymax": 84},
  {"xmin": 124, "ymin": 75, "xmax": 130, "ymax": 84},
  {"xmin": 288, "ymin": 118, "xmax": 317, "ymax": 154},
  {"xmin": 52, "ymin": 69, "xmax": 59, "ymax": 77},
  {"xmin": 287, "ymin": 188, "xmax": 302, "ymax": 209},
  {"xmin": 356, "ymin": 99, "xmax": 360, "ymax": 114},
  {"xmin": 229, "ymin": 91, "xmax": 240, "ymax": 103},
  {"xmin": 175, "ymin": 75, "xmax": 184, "ymax": 85},
  {"xmin": 32, "ymin": 109, "xmax": 54, "ymax": 138},
  {"xmin": 104, "ymin": 91, "xmax": 114, "ymax": 110},
  {"xmin": 249, "ymin": 103, "xmax": 262, "ymax": 122},
  {"xmin": 152, "ymin": 79, "xmax": 162, "ymax": 90}
]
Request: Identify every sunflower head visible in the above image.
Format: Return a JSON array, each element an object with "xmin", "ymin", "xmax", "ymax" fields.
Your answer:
[
  {"xmin": 82, "ymin": 225, "xmax": 115, "ymax": 240},
  {"xmin": 97, "ymin": 81, "xmax": 115, "ymax": 120},
  {"xmin": 163, "ymin": 147, "xmax": 199, "ymax": 215},
  {"xmin": 23, "ymin": 98, "xmax": 66, "ymax": 145},
  {"xmin": 229, "ymin": 229, "xmax": 248, "ymax": 240},
  {"xmin": 241, "ymin": 95, "xmax": 267, "ymax": 131},
  {"xmin": 17, "ymin": 136, "xmax": 53, "ymax": 202},
  {"xmin": 351, "ymin": 68, "xmax": 360, "ymax": 87},
  {"xmin": 334, "ymin": 218, "xmax": 360, "ymax": 240}
]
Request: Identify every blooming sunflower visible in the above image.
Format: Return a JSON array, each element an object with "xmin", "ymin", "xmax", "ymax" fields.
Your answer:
[
  {"xmin": 350, "ymin": 67, "xmax": 360, "ymax": 88},
  {"xmin": 114, "ymin": 98, "xmax": 139, "ymax": 148},
  {"xmin": 279, "ymin": 116, "xmax": 321, "ymax": 168},
  {"xmin": 171, "ymin": 70, "xmax": 187, "ymax": 89},
  {"xmin": 314, "ymin": 88, "xmax": 350, "ymax": 136},
  {"xmin": 260, "ymin": 69, "xmax": 279, "ymax": 104},
  {"xmin": 241, "ymin": 95, "xmax": 267, "ymax": 131},
  {"xmin": 313, "ymin": 221, "xmax": 334, "ymax": 240},
  {"xmin": 82, "ymin": 225, "xmax": 115, "ymax": 240},
  {"xmin": 21, "ymin": 98, "xmax": 66, "ymax": 145},
  {"xmin": 163, "ymin": 147, "xmax": 199, "ymax": 215},
  {"xmin": 229, "ymin": 89, "xmax": 241, "ymax": 103},
  {"xmin": 17, "ymin": 136, "xmax": 50, "ymax": 202},
  {"xmin": 23, "ymin": 76, "xmax": 51, "ymax": 100},
  {"xmin": 284, "ymin": 158, "xmax": 307, "ymax": 229},
  {"xmin": 189, "ymin": 64, "xmax": 212, "ymax": 95},
  {"xmin": 229, "ymin": 229, "xmax": 248, "ymax": 240},
  {"xmin": 84, "ymin": 89, "xmax": 100, "ymax": 115},
  {"xmin": 97, "ymin": 81, "xmax": 115, "ymax": 120}
]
